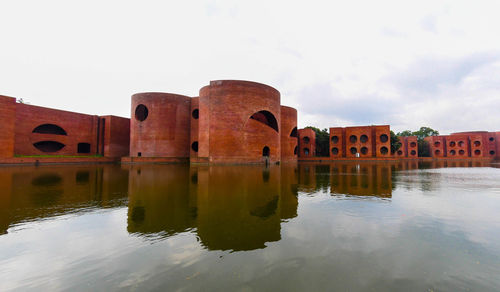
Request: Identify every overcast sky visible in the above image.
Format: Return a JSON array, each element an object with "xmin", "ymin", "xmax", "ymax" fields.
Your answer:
[{"xmin": 1, "ymin": 0, "xmax": 499, "ymax": 134}]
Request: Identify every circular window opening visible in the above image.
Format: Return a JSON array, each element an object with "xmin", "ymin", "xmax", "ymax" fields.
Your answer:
[
  {"xmin": 360, "ymin": 147, "xmax": 368, "ymax": 155},
  {"xmin": 331, "ymin": 136, "xmax": 339, "ymax": 144},
  {"xmin": 489, "ymin": 137, "xmax": 495, "ymax": 142},
  {"xmin": 135, "ymin": 104, "xmax": 149, "ymax": 122},
  {"xmin": 449, "ymin": 141, "xmax": 456, "ymax": 147},
  {"xmin": 350, "ymin": 147, "xmax": 357, "ymax": 154},
  {"xmin": 490, "ymin": 150, "xmax": 495, "ymax": 156},
  {"xmin": 294, "ymin": 146, "xmax": 298, "ymax": 155},
  {"xmin": 380, "ymin": 134, "xmax": 389, "ymax": 143},
  {"xmin": 458, "ymin": 141, "xmax": 464, "ymax": 147},
  {"xmin": 459, "ymin": 149, "xmax": 465, "ymax": 155},
  {"xmin": 410, "ymin": 142, "xmax": 417, "ymax": 148},
  {"xmin": 434, "ymin": 141, "xmax": 441, "ymax": 147},
  {"xmin": 192, "ymin": 109, "xmax": 199, "ymax": 119},
  {"xmin": 135, "ymin": 104, "xmax": 149, "ymax": 121},
  {"xmin": 410, "ymin": 150, "xmax": 417, "ymax": 156},
  {"xmin": 450, "ymin": 150, "xmax": 456, "ymax": 156},
  {"xmin": 474, "ymin": 141, "xmax": 481, "ymax": 147},
  {"xmin": 191, "ymin": 141, "xmax": 198, "ymax": 152},
  {"xmin": 332, "ymin": 147, "xmax": 339, "ymax": 155},
  {"xmin": 397, "ymin": 150, "xmax": 403, "ymax": 155},
  {"xmin": 349, "ymin": 135, "xmax": 357, "ymax": 143},
  {"xmin": 380, "ymin": 146, "xmax": 389, "ymax": 155},
  {"xmin": 360, "ymin": 135, "xmax": 368, "ymax": 143},
  {"xmin": 303, "ymin": 137, "xmax": 310, "ymax": 144},
  {"xmin": 435, "ymin": 149, "xmax": 441, "ymax": 155},
  {"xmin": 474, "ymin": 149, "xmax": 481, "ymax": 156}
]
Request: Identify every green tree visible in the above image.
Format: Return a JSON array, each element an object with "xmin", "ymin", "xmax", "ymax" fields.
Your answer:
[
  {"xmin": 412, "ymin": 127, "xmax": 439, "ymax": 141},
  {"xmin": 305, "ymin": 126, "xmax": 330, "ymax": 157},
  {"xmin": 397, "ymin": 130, "xmax": 413, "ymax": 137},
  {"xmin": 390, "ymin": 130, "xmax": 401, "ymax": 154},
  {"xmin": 396, "ymin": 126, "xmax": 439, "ymax": 157}
]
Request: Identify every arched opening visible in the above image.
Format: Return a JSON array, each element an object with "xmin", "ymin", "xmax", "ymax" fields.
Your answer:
[
  {"xmin": 360, "ymin": 135, "xmax": 368, "ymax": 143},
  {"xmin": 474, "ymin": 149, "xmax": 481, "ymax": 156},
  {"xmin": 262, "ymin": 146, "xmax": 270, "ymax": 157},
  {"xmin": 250, "ymin": 110, "xmax": 279, "ymax": 132},
  {"xmin": 474, "ymin": 141, "xmax": 481, "ymax": 147},
  {"xmin": 33, "ymin": 141, "xmax": 65, "ymax": 153},
  {"xmin": 331, "ymin": 136, "xmax": 339, "ymax": 144},
  {"xmin": 350, "ymin": 147, "xmax": 357, "ymax": 154},
  {"xmin": 192, "ymin": 109, "xmax": 199, "ymax": 119},
  {"xmin": 290, "ymin": 127, "xmax": 297, "ymax": 137},
  {"xmin": 449, "ymin": 141, "xmax": 456, "ymax": 147},
  {"xmin": 135, "ymin": 104, "xmax": 149, "ymax": 121},
  {"xmin": 32, "ymin": 124, "xmax": 67, "ymax": 135},
  {"xmin": 410, "ymin": 142, "xmax": 417, "ymax": 148},
  {"xmin": 77, "ymin": 143, "xmax": 91, "ymax": 154},
  {"xmin": 360, "ymin": 147, "xmax": 368, "ymax": 155},
  {"xmin": 304, "ymin": 148, "xmax": 310, "ymax": 156},
  {"xmin": 294, "ymin": 146, "xmax": 298, "ymax": 155},
  {"xmin": 410, "ymin": 150, "xmax": 417, "ymax": 156},
  {"xmin": 303, "ymin": 136, "xmax": 310, "ymax": 144},
  {"xmin": 332, "ymin": 147, "xmax": 339, "ymax": 155},
  {"xmin": 349, "ymin": 135, "xmax": 357, "ymax": 143},
  {"xmin": 380, "ymin": 134, "xmax": 389, "ymax": 143},
  {"xmin": 191, "ymin": 141, "xmax": 199, "ymax": 152},
  {"xmin": 380, "ymin": 146, "xmax": 389, "ymax": 154}
]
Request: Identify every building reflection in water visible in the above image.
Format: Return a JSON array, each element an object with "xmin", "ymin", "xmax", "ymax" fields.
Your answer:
[
  {"xmin": 0, "ymin": 165, "xmax": 129, "ymax": 235},
  {"xmin": 1, "ymin": 160, "xmax": 495, "ymax": 250},
  {"xmin": 126, "ymin": 164, "xmax": 299, "ymax": 251},
  {"xmin": 296, "ymin": 163, "xmax": 393, "ymax": 198}
]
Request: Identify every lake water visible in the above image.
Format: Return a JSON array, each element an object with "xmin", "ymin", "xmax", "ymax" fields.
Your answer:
[{"xmin": 1, "ymin": 161, "xmax": 500, "ymax": 291}]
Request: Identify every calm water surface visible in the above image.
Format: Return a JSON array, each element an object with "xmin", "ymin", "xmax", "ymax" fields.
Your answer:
[{"xmin": 1, "ymin": 161, "xmax": 500, "ymax": 291}]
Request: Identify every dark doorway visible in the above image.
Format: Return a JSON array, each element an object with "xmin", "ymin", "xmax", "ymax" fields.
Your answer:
[
  {"xmin": 191, "ymin": 141, "xmax": 199, "ymax": 152},
  {"xmin": 77, "ymin": 143, "xmax": 91, "ymax": 154},
  {"xmin": 262, "ymin": 146, "xmax": 270, "ymax": 157}
]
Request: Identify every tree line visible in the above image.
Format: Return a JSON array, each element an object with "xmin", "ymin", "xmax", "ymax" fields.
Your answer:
[{"xmin": 304, "ymin": 126, "xmax": 439, "ymax": 157}]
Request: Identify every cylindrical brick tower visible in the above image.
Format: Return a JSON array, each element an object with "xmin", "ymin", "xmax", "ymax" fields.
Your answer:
[
  {"xmin": 280, "ymin": 106, "xmax": 298, "ymax": 162},
  {"xmin": 196, "ymin": 80, "xmax": 281, "ymax": 163},
  {"xmin": 130, "ymin": 92, "xmax": 191, "ymax": 158}
]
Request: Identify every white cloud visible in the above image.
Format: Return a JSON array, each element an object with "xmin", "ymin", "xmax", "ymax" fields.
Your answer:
[{"xmin": 1, "ymin": 0, "xmax": 500, "ymax": 133}]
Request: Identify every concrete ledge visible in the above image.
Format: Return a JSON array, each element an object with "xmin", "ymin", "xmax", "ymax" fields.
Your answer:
[
  {"xmin": 121, "ymin": 157, "xmax": 189, "ymax": 164},
  {"xmin": 0, "ymin": 156, "xmax": 119, "ymax": 166}
]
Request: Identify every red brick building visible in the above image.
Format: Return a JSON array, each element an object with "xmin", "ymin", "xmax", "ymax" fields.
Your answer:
[
  {"xmin": 129, "ymin": 80, "xmax": 298, "ymax": 164},
  {"xmin": 0, "ymin": 95, "xmax": 129, "ymax": 159},
  {"xmin": 395, "ymin": 136, "xmax": 418, "ymax": 158},
  {"xmin": 325, "ymin": 125, "xmax": 391, "ymax": 159},
  {"xmin": 298, "ymin": 128, "xmax": 316, "ymax": 158},
  {"xmin": 426, "ymin": 131, "xmax": 499, "ymax": 159}
]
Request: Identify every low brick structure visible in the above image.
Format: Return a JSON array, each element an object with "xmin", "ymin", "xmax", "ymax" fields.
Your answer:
[{"xmin": 0, "ymin": 95, "xmax": 130, "ymax": 161}]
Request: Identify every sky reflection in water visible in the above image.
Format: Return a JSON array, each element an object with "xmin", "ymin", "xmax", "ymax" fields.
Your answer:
[{"xmin": 1, "ymin": 161, "xmax": 500, "ymax": 291}]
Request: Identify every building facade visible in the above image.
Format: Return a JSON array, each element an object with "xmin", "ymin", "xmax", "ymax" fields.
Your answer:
[{"xmin": 0, "ymin": 95, "xmax": 129, "ymax": 158}]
